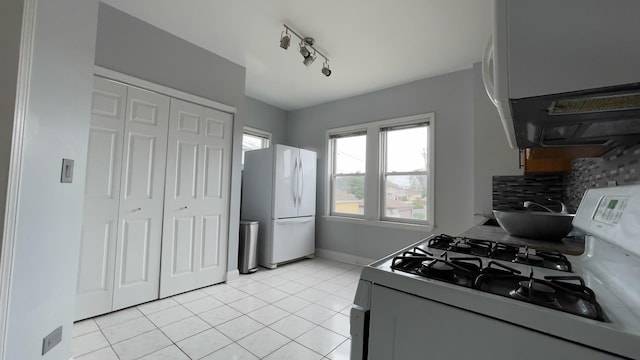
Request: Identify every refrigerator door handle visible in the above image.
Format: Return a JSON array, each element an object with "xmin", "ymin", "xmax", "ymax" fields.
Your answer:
[
  {"xmin": 275, "ymin": 217, "xmax": 314, "ymax": 225},
  {"xmin": 292, "ymin": 157, "xmax": 299, "ymax": 208},
  {"xmin": 298, "ymin": 156, "xmax": 304, "ymax": 207}
]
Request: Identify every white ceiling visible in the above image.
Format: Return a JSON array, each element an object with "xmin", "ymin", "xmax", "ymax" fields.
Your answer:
[{"xmin": 101, "ymin": 0, "xmax": 493, "ymax": 111}]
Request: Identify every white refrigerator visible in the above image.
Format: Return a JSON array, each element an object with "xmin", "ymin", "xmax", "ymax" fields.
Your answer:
[{"xmin": 241, "ymin": 144, "xmax": 317, "ymax": 269}]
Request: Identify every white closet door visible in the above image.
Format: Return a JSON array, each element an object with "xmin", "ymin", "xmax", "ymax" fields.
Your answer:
[
  {"xmin": 76, "ymin": 77, "xmax": 126, "ymax": 320},
  {"xmin": 112, "ymin": 86, "xmax": 169, "ymax": 310},
  {"xmin": 161, "ymin": 99, "xmax": 232, "ymax": 297}
]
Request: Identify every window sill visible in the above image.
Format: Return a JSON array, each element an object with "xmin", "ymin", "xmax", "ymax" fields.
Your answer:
[{"xmin": 323, "ymin": 215, "xmax": 434, "ymax": 232}]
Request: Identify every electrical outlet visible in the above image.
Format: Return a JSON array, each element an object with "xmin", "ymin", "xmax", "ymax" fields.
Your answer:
[{"xmin": 42, "ymin": 326, "xmax": 62, "ymax": 355}]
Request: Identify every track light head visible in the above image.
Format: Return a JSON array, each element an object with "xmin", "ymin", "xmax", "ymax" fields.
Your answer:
[
  {"xmin": 303, "ymin": 52, "xmax": 316, "ymax": 66},
  {"xmin": 299, "ymin": 43, "xmax": 310, "ymax": 58},
  {"xmin": 280, "ymin": 31, "xmax": 291, "ymax": 49},
  {"xmin": 321, "ymin": 62, "xmax": 332, "ymax": 77}
]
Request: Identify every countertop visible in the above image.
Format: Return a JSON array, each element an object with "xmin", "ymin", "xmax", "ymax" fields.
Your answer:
[{"xmin": 459, "ymin": 220, "xmax": 585, "ymax": 255}]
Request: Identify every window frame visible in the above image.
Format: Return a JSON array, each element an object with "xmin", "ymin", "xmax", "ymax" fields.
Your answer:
[
  {"xmin": 242, "ymin": 126, "xmax": 271, "ymax": 165},
  {"xmin": 379, "ymin": 122, "xmax": 430, "ymax": 225},
  {"xmin": 328, "ymin": 131, "xmax": 367, "ymax": 218},
  {"xmin": 325, "ymin": 113, "xmax": 435, "ymax": 229}
]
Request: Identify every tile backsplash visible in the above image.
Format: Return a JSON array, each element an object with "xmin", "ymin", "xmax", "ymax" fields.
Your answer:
[
  {"xmin": 492, "ymin": 174, "xmax": 565, "ymax": 211},
  {"xmin": 493, "ymin": 143, "xmax": 640, "ymax": 213},
  {"xmin": 565, "ymin": 143, "xmax": 640, "ymax": 211}
]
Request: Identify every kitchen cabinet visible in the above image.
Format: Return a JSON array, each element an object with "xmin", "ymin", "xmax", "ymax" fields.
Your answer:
[{"xmin": 522, "ymin": 147, "xmax": 608, "ymax": 174}]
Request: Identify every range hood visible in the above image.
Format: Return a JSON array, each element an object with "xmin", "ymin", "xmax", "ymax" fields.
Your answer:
[{"xmin": 484, "ymin": 0, "xmax": 640, "ymax": 149}]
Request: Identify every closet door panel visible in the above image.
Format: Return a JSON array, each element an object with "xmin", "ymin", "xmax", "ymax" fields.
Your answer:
[
  {"xmin": 161, "ymin": 100, "xmax": 232, "ymax": 297},
  {"xmin": 122, "ymin": 134, "xmax": 156, "ymax": 198},
  {"xmin": 113, "ymin": 86, "xmax": 169, "ymax": 310},
  {"xmin": 176, "ymin": 141, "xmax": 199, "ymax": 199},
  {"xmin": 201, "ymin": 215, "xmax": 222, "ymax": 269},
  {"xmin": 172, "ymin": 216, "xmax": 196, "ymax": 274},
  {"xmin": 119, "ymin": 218, "xmax": 151, "ymax": 285},
  {"xmin": 196, "ymin": 107, "xmax": 232, "ymax": 287},
  {"xmin": 76, "ymin": 77, "xmax": 126, "ymax": 320},
  {"xmin": 161, "ymin": 100, "xmax": 203, "ymax": 296}
]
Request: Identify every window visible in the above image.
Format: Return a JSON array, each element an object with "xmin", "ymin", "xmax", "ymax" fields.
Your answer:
[
  {"xmin": 329, "ymin": 132, "xmax": 366, "ymax": 217},
  {"xmin": 381, "ymin": 123, "xmax": 429, "ymax": 223},
  {"xmin": 242, "ymin": 127, "xmax": 271, "ymax": 164},
  {"xmin": 326, "ymin": 113, "xmax": 434, "ymax": 227}
]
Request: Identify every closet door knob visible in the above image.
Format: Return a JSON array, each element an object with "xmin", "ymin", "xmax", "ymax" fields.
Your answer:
[
  {"xmin": 134, "ymin": 207, "xmax": 142, "ymax": 211},
  {"xmin": 182, "ymin": 206, "xmax": 188, "ymax": 210}
]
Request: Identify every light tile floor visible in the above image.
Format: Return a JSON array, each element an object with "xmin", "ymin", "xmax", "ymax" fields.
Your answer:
[{"xmin": 72, "ymin": 258, "xmax": 360, "ymax": 359}]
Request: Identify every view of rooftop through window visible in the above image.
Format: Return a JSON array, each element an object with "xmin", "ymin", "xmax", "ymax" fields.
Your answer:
[
  {"xmin": 331, "ymin": 125, "xmax": 428, "ymax": 221},
  {"xmin": 333, "ymin": 134, "xmax": 366, "ymax": 215},
  {"xmin": 382, "ymin": 125, "xmax": 428, "ymax": 221}
]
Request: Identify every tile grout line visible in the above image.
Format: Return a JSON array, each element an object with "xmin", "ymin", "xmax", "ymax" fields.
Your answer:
[{"xmin": 73, "ymin": 258, "xmax": 362, "ymax": 360}]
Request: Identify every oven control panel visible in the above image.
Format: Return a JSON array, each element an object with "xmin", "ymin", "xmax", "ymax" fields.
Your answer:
[
  {"xmin": 593, "ymin": 195, "xmax": 629, "ymax": 225},
  {"xmin": 574, "ymin": 184, "xmax": 640, "ymax": 257}
]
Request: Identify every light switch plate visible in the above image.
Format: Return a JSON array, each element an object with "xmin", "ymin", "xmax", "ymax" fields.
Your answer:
[
  {"xmin": 42, "ymin": 326, "xmax": 62, "ymax": 355},
  {"xmin": 61, "ymin": 159, "xmax": 74, "ymax": 183}
]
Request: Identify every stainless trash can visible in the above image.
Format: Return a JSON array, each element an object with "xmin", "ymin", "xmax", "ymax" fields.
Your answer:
[{"xmin": 238, "ymin": 220, "xmax": 259, "ymax": 274}]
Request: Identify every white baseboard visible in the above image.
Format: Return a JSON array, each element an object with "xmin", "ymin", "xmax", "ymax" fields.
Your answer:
[
  {"xmin": 315, "ymin": 248, "xmax": 375, "ymax": 266},
  {"xmin": 226, "ymin": 269, "xmax": 240, "ymax": 281}
]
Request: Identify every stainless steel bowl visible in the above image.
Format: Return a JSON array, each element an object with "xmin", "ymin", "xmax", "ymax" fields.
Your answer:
[{"xmin": 492, "ymin": 210, "xmax": 575, "ymax": 241}]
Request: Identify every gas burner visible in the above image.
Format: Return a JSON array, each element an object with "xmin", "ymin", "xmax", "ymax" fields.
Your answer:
[
  {"xmin": 392, "ymin": 250, "xmax": 482, "ymax": 288},
  {"xmin": 491, "ymin": 244, "xmax": 573, "ymax": 273},
  {"xmin": 427, "ymin": 234, "xmax": 492, "ymax": 257},
  {"xmin": 515, "ymin": 252, "xmax": 545, "ymax": 265},
  {"xmin": 537, "ymin": 251, "xmax": 572, "ymax": 272},
  {"xmin": 490, "ymin": 243, "xmax": 519, "ymax": 257},
  {"xmin": 475, "ymin": 268, "xmax": 605, "ymax": 321},
  {"xmin": 427, "ymin": 234, "xmax": 457, "ymax": 249},
  {"xmin": 510, "ymin": 279, "xmax": 559, "ymax": 305},
  {"xmin": 453, "ymin": 242, "xmax": 472, "ymax": 252},
  {"xmin": 390, "ymin": 246, "xmax": 434, "ymax": 274},
  {"xmin": 420, "ymin": 260, "xmax": 456, "ymax": 281}
]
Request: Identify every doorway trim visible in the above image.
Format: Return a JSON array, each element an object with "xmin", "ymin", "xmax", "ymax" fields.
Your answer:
[{"xmin": 0, "ymin": 0, "xmax": 37, "ymax": 359}]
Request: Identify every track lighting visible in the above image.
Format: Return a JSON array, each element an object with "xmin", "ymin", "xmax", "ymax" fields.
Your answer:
[
  {"xmin": 321, "ymin": 61, "xmax": 331, "ymax": 77},
  {"xmin": 279, "ymin": 24, "xmax": 332, "ymax": 77},
  {"xmin": 280, "ymin": 30, "xmax": 290, "ymax": 50}
]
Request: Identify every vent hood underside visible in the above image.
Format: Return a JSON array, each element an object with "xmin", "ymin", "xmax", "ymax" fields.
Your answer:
[{"xmin": 510, "ymin": 83, "xmax": 640, "ymax": 148}]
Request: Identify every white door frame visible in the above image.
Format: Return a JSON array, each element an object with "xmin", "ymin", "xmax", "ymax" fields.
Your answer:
[
  {"xmin": 94, "ymin": 67, "xmax": 236, "ymax": 115},
  {"xmin": 0, "ymin": 0, "xmax": 37, "ymax": 359}
]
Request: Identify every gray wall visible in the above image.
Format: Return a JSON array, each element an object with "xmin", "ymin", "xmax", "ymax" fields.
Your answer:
[
  {"xmin": 244, "ymin": 96, "xmax": 288, "ymax": 145},
  {"xmin": 3, "ymin": 0, "xmax": 99, "ymax": 358},
  {"xmin": 287, "ymin": 70, "xmax": 475, "ymax": 260},
  {"xmin": 95, "ymin": 3, "xmax": 247, "ymax": 272},
  {"xmin": 472, "ymin": 62, "xmax": 522, "ymax": 217}
]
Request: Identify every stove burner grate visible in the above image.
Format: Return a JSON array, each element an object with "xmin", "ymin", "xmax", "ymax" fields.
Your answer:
[
  {"xmin": 391, "ymin": 249, "xmax": 482, "ymax": 288},
  {"xmin": 474, "ymin": 268, "xmax": 604, "ymax": 321},
  {"xmin": 489, "ymin": 244, "xmax": 573, "ymax": 272},
  {"xmin": 427, "ymin": 234, "xmax": 492, "ymax": 257},
  {"xmin": 514, "ymin": 252, "xmax": 545, "ymax": 265}
]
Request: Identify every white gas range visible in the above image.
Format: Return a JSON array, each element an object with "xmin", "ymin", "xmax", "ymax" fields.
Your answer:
[{"xmin": 351, "ymin": 185, "xmax": 640, "ymax": 359}]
